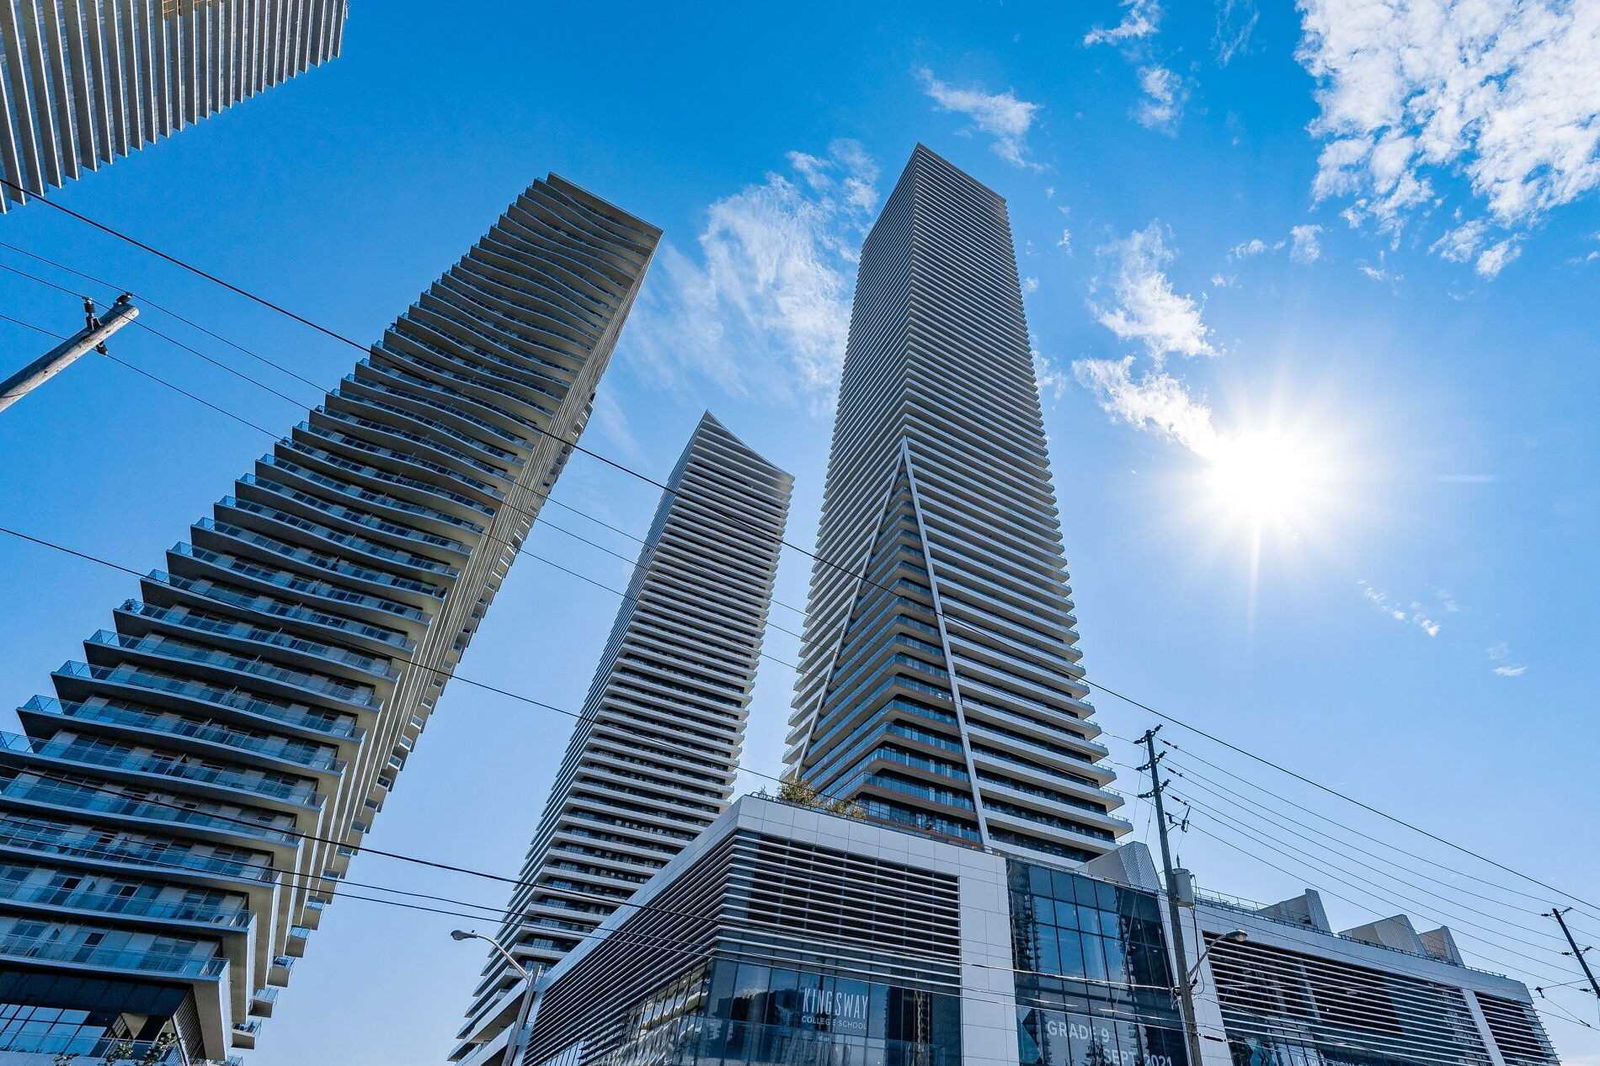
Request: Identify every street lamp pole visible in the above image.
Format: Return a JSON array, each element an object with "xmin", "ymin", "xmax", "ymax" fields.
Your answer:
[{"xmin": 452, "ymin": 930, "xmax": 537, "ymax": 1066}]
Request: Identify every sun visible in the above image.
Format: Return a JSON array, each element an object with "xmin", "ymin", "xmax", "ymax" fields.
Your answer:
[{"xmin": 1198, "ymin": 427, "xmax": 1342, "ymax": 535}]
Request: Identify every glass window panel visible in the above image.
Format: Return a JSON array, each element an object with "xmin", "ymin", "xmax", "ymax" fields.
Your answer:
[
  {"xmin": 1097, "ymin": 882, "xmax": 1120, "ymax": 911},
  {"xmin": 731, "ymin": 963, "xmax": 769, "ymax": 1023},
  {"xmin": 1081, "ymin": 934, "xmax": 1109, "ymax": 983},
  {"xmin": 1074, "ymin": 876, "xmax": 1101, "ymax": 907},
  {"xmin": 1057, "ymin": 927, "xmax": 1086, "ymax": 977},
  {"xmin": 1056, "ymin": 902, "xmax": 1082, "ymax": 931},
  {"xmin": 1037, "ymin": 925, "xmax": 1062, "ymax": 974},
  {"xmin": 1054, "ymin": 869, "xmax": 1079, "ymax": 901},
  {"xmin": 1017, "ymin": 1008, "xmax": 1047, "ymax": 1066},
  {"xmin": 1103, "ymin": 934, "xmax": 1129, "ymax": 987},
  {"xmin": 1035, "ymin": 895, "xmax": 1057, "ymax": 925},
  {"xmin": 1031, "ymin": 865, "xmax": 1056, "ymax": 896},
  {"xmin": 1100, "ymin": 909, "xmax": 1126, "ymax": 939}
]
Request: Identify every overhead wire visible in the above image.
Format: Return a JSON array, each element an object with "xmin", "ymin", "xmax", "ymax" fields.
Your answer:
[{"xmin": 3, "ymin": 215, "xmax": 1596, "ymax": 973}]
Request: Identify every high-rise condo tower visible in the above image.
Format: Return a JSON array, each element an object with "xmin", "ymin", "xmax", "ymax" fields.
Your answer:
[
  {"xmin": 0, "ymin": 0, "xmax": 349, "ymax": 211},
  {"xmin": 0, "ymin": 175, "xmax": 658, "ymax": 1063},
  {"xmin": 452, "ymin": 412, "xmax": 791, "ymax": 1066},
  {"xmin": 787, "ymin": 145, "xmax": 1130, "ymax": 863}
]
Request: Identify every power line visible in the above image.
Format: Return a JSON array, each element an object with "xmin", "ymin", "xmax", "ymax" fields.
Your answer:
[
  {"xmin": 1161, "ymin": 738, "xmax": 1600, "ymax": 923},
  {"xmin": 1163, "ymin": 758, "xmax": 1571, "ymax": 943},
  {"xmin": 4, "ymin": 222, "xmax": 1595, "ymax": 940}
]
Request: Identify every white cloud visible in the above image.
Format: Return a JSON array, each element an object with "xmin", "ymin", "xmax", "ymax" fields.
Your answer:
[
  {"xmin": 1215, "ymin": 0, "xmax": 1261, "ymax": 64},
  {"xmin": 1093, "ymin": 223, "xmax": 1215, "ymax": 361},
  {"xmin": 1085, "ymin": 0, "xmax": 1163, "ymax": 45},
  {"xmin": 1289, "ymin": 224, "xmax": 1324, "ymax": 263},
  {"xmin": 1057, "ymin": 228, "xmax": 1073, "ymax": 251},
  {"xmin": 918, "ymin": 68, "xmax": 1043, "ymax": 168},
  {"xmin": 1475, "ymin": 238, "xmax": 1522, "ymax": 278},
  {"xmin": 1297, "ymin": 0, "xmax": 1600, "ymax": 270},
  {"xmin": 1231, "ymin": 238, "xmax": 1269, "ymax": 258},
  {"xmin": 1034, "ymin": 349, "xmax": 1073, "ymax": 402},
  {"xmin": 624, "ymin": 141, "xmax": 878, "ymax": 403},
  {"xmin": 1358, "ymin": 580, "xmax": 1444, "ymax": 637},
  {"xmin": 1134, "ymin": 66, "xmax": 1187, "ymax": 133},
  {"xmin": 1023, "ymin": 276, "xmax": 1040, "ymax": 294},
  {"xmin": 1493, "ymin": 664, "xmax": 1528, "ymax": 677},
  {"xmin": 1073, "ymin": 356, "xmax": 1221, "ymax": 457}
]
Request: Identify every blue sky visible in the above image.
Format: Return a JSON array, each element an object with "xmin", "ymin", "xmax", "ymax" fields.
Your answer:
[{"xmin": 2, "ymin": 0, "xmax": 1598, "ymax": 1061}]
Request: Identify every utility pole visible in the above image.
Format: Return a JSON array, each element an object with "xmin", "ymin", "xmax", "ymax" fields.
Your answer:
[
  {"xmin": 1549, "ymin": 907, "xmax": 1600, "ymax": 1017},
  {"xmin": 0, "ymin": 294, "xmax": 138, "ymax": 413},
  {"xmin": 1140, "ymin": 725, "xmax": 1208, "ymax": 1066}
]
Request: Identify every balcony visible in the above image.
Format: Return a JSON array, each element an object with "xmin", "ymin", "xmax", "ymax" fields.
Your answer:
[
  {"xmin": 240, "ymin": 472, "xmax": 475, "ymax": 554},
  {"xmin": 87, "ymin": 629, "xmax": 381, "ymax": 709},
  {"xmin": 0, "ymin": 879, "xmax": 253, "ymax": 930},
  {"xmin": 0, "ymin": 774, "xmax": 300, "ymax": 845},
  {"xmin": 0, "ymin": 931, "xmax": 227, "ymax": 978},
  {"xmin": 31, "ymin": 735, "xmax": 324, "ymax": 809},
  {"xmin": 257, "ymin": 452, "xmax": 487, "ymax": 535},
  {"xmin": 169, "ymin": 542, "xmax": 428, "ymax": 623},
  {"xmin": 22, "ymin": 695, "xmax": 345, "ymax": 773},
  {"xmin": 148, "ymin": 570, "xmax": 414, "ymax": 651},
  {"xmin": 55, "ymin": 661, "xmax": 364, "ymax": 742},
  {"xmin": 196, "ymin": 519, "xmax": 446, "ymax": 601},
  {"xmin": 120, "ymin": 599, "xmax": 401, "ymax": 680},
  {"xmin": 0, "ymin": 817, "xmax": 274, "ymax": 883}
]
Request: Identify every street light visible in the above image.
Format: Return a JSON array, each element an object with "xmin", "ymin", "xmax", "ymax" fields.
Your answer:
[
  {"xmin": 451, "ymin": 930, "xmax": 537, "ymax": 1066},
  {"xmin": 1185, "ymin": 929, "xmax": 1248, "ymax": 991}
]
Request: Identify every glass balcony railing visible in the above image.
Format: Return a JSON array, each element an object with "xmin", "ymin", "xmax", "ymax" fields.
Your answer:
[
  {"xmin": 275, "ymin": 436, "xmax": 497, "ymax": 516},
  {"xmin": 170, "ymin": 542, "xmax": 428, "ymax": 622},
  {"xmin": 150, "ymin": 570, "xmax": 414, "ymax": 650},
  {"xmin": 345, "ymin": 369, "xmax": 531, "ymax": 449},
  {"xmin": 55, "ymin": 661, "xmax": 364, "ymax": 741},
  {"xmin": 30, "ymin": 735, "xmax": 323, "ymax": 808},
  {"xmin": 23, "ymin": 695, "xmax": 344, "ymax": 772},
  {"xmin": 257, "ymin": 453, "xmax": 486, "ymax": 535},
  {"xmin": 198, "ymin": 519, "xmax": 446, "ymax": 599},
  {"xmin": 221, "ymin": 495, "xmax": 461, "ymax": 576},
  {"xmin": 378, "ymin": 332, "xmax": 560, "ymax": 420},
  {"xmin": 0, "ymin": 879, "xmax": 254, "ymax": 928},
  {"xmin": 0, "ymin": 931, "xmax": 226, "ymax": 978},
  {"xmin": 88, "ymin": 629, "xmax": 380, "ymax": 708},
  {"xmin": 120, "ymin": 600, "xmax": 400, "ymax": 680},
  {"xmin": 0, "ymin": 774, "xmax": 300, "ymax": 844},
  {"xmin": 241, "ymin": 473, "xmax": 474, "ymax": 555},
  {"xmin": 0, "ymin": 819, "xmax": 278, "ymax": 883}
]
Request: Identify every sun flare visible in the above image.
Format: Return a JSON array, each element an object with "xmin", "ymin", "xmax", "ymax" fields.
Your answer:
[{"xmin": 1198, "ymin": 427, "xmax": 1342, "ymax": 535}]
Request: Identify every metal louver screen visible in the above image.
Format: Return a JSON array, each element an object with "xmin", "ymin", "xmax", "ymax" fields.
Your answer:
[{"xmin": 1205, "ymin": 933, "xmax": 1496, "ymax": 1066}]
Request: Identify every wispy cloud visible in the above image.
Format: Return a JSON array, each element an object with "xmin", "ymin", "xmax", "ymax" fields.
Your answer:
[
  {"xmin": 918, "ymin": 68, "xmax": 1043, "ymax": 168},
  {"xmin": 1091, "ymin": 223, "xmax": 1216, "ymax": 361},
  {"xmin": 624, "ymin": 141, "xmax": 878, "ymax": 404},
  {"xmin": 1084, "ymin": 0, "xmax": 1163, "ymax": 46},
  {"xmin": 1297, "ymin": 0, "xmax": 1600, "ymax": 275},
  {"xmin": 1215, "ymin": 0, "xmax": 1260, "ymax": 64},
  {"xmin": 1488, "ymin": 641, "xmax": 1528, "ymax": 678},
  {"xmin": 1289, "ymin": 224, "xmax": 1324, "ymax": 263},
  {"xmin": 1134, "ymin": 66, "xmax": 1188, "ymax": 133},
  {"xmin": 1074, "ymin": 356, "xmax": 1221, "ymax": 457},
  {"xmin": 1076, "ymin": 224, "xmax": 1220, "ymax": 457},
  {"xmin": 1358, "ymin": 580, "xmax": 1443, "ymax": 637}
]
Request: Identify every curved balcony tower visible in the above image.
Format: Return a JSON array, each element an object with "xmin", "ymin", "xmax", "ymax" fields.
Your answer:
[
  {"xmin": 786, "ymin": 145, "xmax": 1130, "ymax": 865},
  {"xmin": 450, "ymin": 412, "xmax": 792, "ymax": 1066},
  {"xmin": 0, "ymin": 174, "xmax": 658, "ymax": 1063}
]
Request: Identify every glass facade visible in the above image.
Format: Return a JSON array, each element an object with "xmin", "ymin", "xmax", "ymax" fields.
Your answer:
[
  {"xmin": 602, "ymin": 956, "xmax": 961, "ymax": 1066},
  {"xmin": 1009, "ymin": 861, "xmax": 1190, "ymax": 1066}
]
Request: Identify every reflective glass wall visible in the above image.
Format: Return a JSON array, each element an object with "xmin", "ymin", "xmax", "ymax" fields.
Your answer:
[
  {"xmin": 1009, "ymin": 861, "xmax": 1190, "ymax": 1066},
  {"xmin": 602, "ymin": 956, "xmax": 962, "ymax": 1066}
]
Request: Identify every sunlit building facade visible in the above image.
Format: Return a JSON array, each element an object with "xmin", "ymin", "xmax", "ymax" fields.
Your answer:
[
  {"xmin": 787, "ymin": 145, "xmax": 1128, "ymax": 862},
  {"xmin": 0, "ymin": 174, "xmax": 658, "ymax": 1062},
  {"xmin": 0, "ymin": 0, "xmax": 348, "ymax": 211},
  {"xmin": 452, "ymin": 413, "xmax": 792, "ymax": 1065}
]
